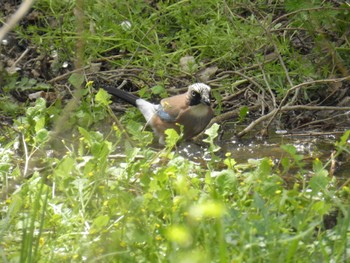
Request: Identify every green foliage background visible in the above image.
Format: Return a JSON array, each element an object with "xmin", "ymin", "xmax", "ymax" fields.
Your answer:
[{"xmin": 0, "ymin": 0, "xmax": 350, "ymax": 262}]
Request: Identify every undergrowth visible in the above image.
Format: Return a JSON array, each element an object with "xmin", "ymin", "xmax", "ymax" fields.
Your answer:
[
  {"xmin": 0, "ymin": 87, "xmax": 349, "ymax": 262},
  {"xmin": 1, "ymin": 0, "xmax": 350, "ymax": 262}
]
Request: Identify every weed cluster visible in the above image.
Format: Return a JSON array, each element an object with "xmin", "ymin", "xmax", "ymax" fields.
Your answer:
[{"xmin": 1, "ymin": 0, "xmax": 350, "ymax": 262}]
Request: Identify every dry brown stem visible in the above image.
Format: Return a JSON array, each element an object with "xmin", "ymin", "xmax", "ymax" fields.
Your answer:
[{"xmin": 0, "ymin": 0, "xmax": 35, "ymax": 42}]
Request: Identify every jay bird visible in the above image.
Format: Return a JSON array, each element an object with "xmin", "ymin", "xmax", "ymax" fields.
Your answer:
[{"xmin": 103, "ymin": 83, "xmax": 214, "ymax": 144}]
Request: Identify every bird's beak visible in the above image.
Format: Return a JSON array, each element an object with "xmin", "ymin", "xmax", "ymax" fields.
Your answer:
[{"xmin": 201, "ymin": 96, "xmax": 211, "ymax": 106}]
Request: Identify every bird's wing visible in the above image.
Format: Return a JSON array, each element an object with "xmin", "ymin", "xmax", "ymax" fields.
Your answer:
[
  {"xmin": 158, "ymin": 94, "xmax": 189, "ymax": 122},
  {"xmin": 156, "ymin": 105, "xmax": 177, "ymax": 122}
]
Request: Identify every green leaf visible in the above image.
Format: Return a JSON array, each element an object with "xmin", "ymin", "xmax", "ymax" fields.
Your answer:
[
  {"xmin": 0, "ymin": 98, "xmax": 21, "ymax": 115},
  {"xmin": 336, "ymin": 130, "xmax": 350, "ymax": 148},
  {"xmin": 91, "ymin": 140, "xmax": 112, "ymax": 158},
  {"xmin": 54, "ymin": 157, "xmax": 75, "ymax": 179},
  {"xmin": 309, "ymin": 174, "xmax": 330, "ymax": 194},
  {"xmin": 311, "ymin": 201, "xmax": 329, "ymax": 215},
  {"xmin": 26, "ymin": 98, "xmax": 46, "ymax": 117},
  {"xmin": 224, "ymin": 156, "xmax": 236, "ymax": 169},
  {"xmin": 203, "ymin": 123, "xmax": 221, "ymax": 153},
  {"xmin": 90, "ymin": 215, "xmax": 110, "ymax": 234},
  {"xmin": 68, "ymin": 73, "xmax": 84, "ymax": 89},
  {"xmin": 258, "ymin": 158, "xmax": 272, "ymax": 177},
  {"xmin": 35, "ymin": 129, "xmax": 49, "ymax": 143},
  {"xmin": 312, "ymin": 159, "xmax": 328, "ymax": 177},
  {"xmin": 34, "ymin": 116, "xmax": 46, "ymax": 133},
  {"xmin": 5, "ymin": 194, "xmax": 23, "ymax": 223},
  {"xmin": 151, "ymin": 85, "xmax": 165, "ymax": 95},
  {"xmin": 281, "ymin": 157, "xmax": 290, "ymax": 172},
  {"xmin": 78, "ymin": 127, "xmax": 92, "ymax": 144},
  {"xmin": 126, "ymin": 120, "xmax": 153, "ymax": 144},
  {"xmin": 204, "ymin": 123, "xmax": 220, "ymax": 139},
  {"xmin": 253, "ymin": 193, "xmax": 266, "ymax": 210},
  {"xmin": 285, "ymin": 0, "xmax": 314, "ymax": 11},
  {"xmin": 165, "ymin": 128, "xmax": 181, "ymax": 148},
  {"xmin": 239, "ymin": 106, "xmax": 249, "ymax": 122},
  {"xmin": 95, "ymin": 88, "xmax": 111, "ymax": 106},
  {"xmin": 281, "ymin": 144, "xmax": 304, "ymax": 166}
]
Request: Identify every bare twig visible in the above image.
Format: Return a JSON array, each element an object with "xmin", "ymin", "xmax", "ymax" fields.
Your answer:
[
  {"xmin": 270, "ymin": 27, "xmax": 325, "ymax": 34},
  {"xmin": 221, "ymin": 87, "xmax": 247, "ymax": 102},
  {"xmin": 262, "ymin": 76, "xmax": 350, "ymax": 132},
  {"xmin": 13, "ymin": 47, "xmax": 31, "ymax": 66},
  {"xmin": 0, "ymin": 0, "xmax": 35, "ymax": 42},
  {"xmin": 237, "ymin": 109, "xmax": 277, "ymax": 137},
  {"xmin": 237, "ymin": 103, "xmax": 350, "ymax": 137},
  {"xmin": 260, "ymin": 63, "xmax": 277, "ymax": 108},
  {"xmin": 282, "ymin": 131, "xmax": 346, "ymax": 137},
  {"xmin": 291, "ymin": 111, "xmax": 350, "ymax": 131},
  {"xmin": 215, "ymin": 58, "xmax": 277, "ymax": 79},
  {"xmin": 211, "ymin": 110, "xmax": 239, "ymax": 124},
  {"xmin": 283, "ymin": 105, "xmax": 350, "ymax": 111},
  {"xmin": 283, "ymin": 76, "xmax": 350, "ymax": 102},
  {"xmin": 48, "ymin": 65, "xmax": 90, "ymax": 83},
  {"xmin": 22, "ymin": 133, "xmax": 29, "ymax": 177}
]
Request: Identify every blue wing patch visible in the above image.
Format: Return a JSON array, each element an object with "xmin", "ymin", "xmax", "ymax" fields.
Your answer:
[{"xmin": 156, "ymin": 105, "xmax": 176, "ymax": 122}]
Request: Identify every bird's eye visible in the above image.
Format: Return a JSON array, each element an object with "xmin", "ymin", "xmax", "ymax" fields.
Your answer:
[{"xmin": 191, "ymin": 90, "xmax": 197, "ymax": 97}]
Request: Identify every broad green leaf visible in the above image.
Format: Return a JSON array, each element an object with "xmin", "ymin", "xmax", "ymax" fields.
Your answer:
[
  {"xmin": 309, "ymin": 174, "xmax": 330, "ymax": 194},
  {"xmin": 35, "ymin": 128, "xmax": 49, "ymax": 143},
  {"xmin": 203, "ymin": 123, "xmax": 221, "ymax": 153},
  {"xmin": 68, "ymin": 73, "xmax": 84, "ymax": 89},
  {"xmin": 165, "ymin": 128, "xmax": 180, "ymax": 147},
  {"xmin": 95, "ymin": 88, "xmax": 111, "ymax": 106},
  {"xmin": 239, "ymin": 106, "xmax": 249, "ymax": 122},
  {"xmin": 34, "ymin": 116, "xmax": 46, "ymax": 133},
  {"xmin": 151, "ymin": 85, "xmax": 165, "ymax": 95},
  {"xmin": 313, "ymin": 159, "xmax": 328, "ymax": 177}
]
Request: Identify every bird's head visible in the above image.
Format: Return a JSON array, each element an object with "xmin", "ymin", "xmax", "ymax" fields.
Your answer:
[{"xmin": 187, "ymin": 83, "xmax": 212, "ymax": 106}]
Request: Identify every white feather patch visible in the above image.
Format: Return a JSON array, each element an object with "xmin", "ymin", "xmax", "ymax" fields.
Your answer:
[{"xmin": 136, "ymin": 99, "xmax": 157, "ymax": 123}]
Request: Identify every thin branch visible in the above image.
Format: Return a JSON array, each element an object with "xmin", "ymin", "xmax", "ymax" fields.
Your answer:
[
  {"xmin": 22, "ymin": 133, "xmax": 29, "ymax": 177},
  {"xmin": 215, "ymin": 58, "xmax": 277, "ymax": 78},
  {"xmin": 237, "ymin": 109, "xmax": 277, "ymax": 137},
  {"xmin": 48, "ymin": 65, "xmax": 90, "ymax": 83},
  {"xmin": 0, "ymin": 0, "xmax": 35, "ymax": 42},
  {"xmin": 284, "ymin": 105, "xmax": 350, "ymax": 111},
  {"xmin": 291, "ymin": 111, "xmax": 350, "ymax": 131},
  {"xmin": 263, "ymin": 76, "xmax": 350, "ymax": 131},
  {"xmin": 282, "ymin": 131, "xmax": 346, "ymax": 137},
  {"xmin": 283, "ymin": 76, "xmax": 350, "ymax": 101},
  {"xmin": 226, "ymin": 71, "xmax": 270, "ymax": 107},
  {"xmin": 237, "ymin": 103, "xmax": 350, "ymax": 137},
  {"xmin": 270, "ymin": 27, "xmax": 325, "ymax": 34},
  {"xmin": 221, "ymin": 87, "xmax": 247, "ymax": 102}
]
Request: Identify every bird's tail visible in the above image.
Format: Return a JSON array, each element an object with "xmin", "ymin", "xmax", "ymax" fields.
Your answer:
[{"xmin": 102, "ymin": 86, "xmax": 139, "ymax": 106}]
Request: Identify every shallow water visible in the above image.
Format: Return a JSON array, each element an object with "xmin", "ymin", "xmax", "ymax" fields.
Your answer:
[
  {"xmin": 177, "ymin": 129, "xmax": 349, "ymax": 182},
  {"xmin": 51, "ymin": 119, "xmax": 350, "ymax": 182}
]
